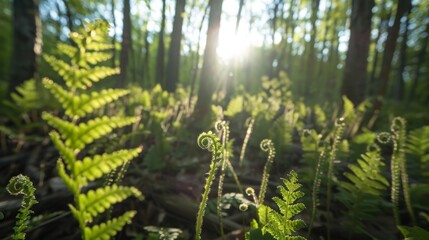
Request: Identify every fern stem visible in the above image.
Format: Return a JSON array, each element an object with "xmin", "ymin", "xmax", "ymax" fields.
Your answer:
[
  {"xmin": 391, "ymin": 117, "xmax": 416, "ymax": 225},
  {"xmin": 326, "ymin": 119, "xmax": 345, "ymax": 240},
  {"xmin": 216, "ymin": 121, "xmax": 229, "ymax": 239},
  {"xmin": 307, "ymin": 145, "xmax": 327, "ymax": 237},
  {"xmin": 7, "ymin": 175, "xmax": 38, "ymax": 240},
  {"xmin": 258, "ymin": 139, "xmax": 276, "ymax": 205},
  {"xmin": 239, "ymin": 118, "xmax": 254, "ymax": 168},
  {"xmin": 195, "ymin": 132, "xmax": 222, "ymax": 240}
]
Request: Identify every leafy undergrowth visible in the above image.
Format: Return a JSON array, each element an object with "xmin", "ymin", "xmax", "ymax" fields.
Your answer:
[{"xmin": 1, "ymin": 24, "xmax": 429, "ymax": 240}]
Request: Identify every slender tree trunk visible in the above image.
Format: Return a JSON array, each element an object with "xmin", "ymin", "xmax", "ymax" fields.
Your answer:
[
  {"xmin": 118, "ymin": 0, "xmax": 131, "ymax": 88},
  {"xmin": 166, "ymin": 0, "xmax": 186, "ymax": 92},
  {"xmin": 156, "ymin": 0, "xmax": 167, "ymax": 88},
  {"xmin": 341, "ymin": 0, "xmax": 374, "ymax": 105},
  {"xmin": 368, "ymin": 0, "xmax": 391, "ymax": 97},
  {"xmin": 63, "ymin": 0, "xmax": 74, "ymax": 33},
  {"xmin": 304, "ymin": 0, "xmax": 320, "ymax": 96},
  {"xmin": 395, "ymin": 4, "xmax": 412, "ymax": 100},
  {"xmin": 194, "ymin": 0, "xmax": 224, "ymax": 118},
  {"xmin": 268, "ymin": 0, "xmax": 282, "ymax": 79},
  {"xmin": 374, "ymin": 0, "xmax": 411, "ymax": 110},
  {"xmin": 408, "ymin": 22, "xmax": 429, "ymax": 102},
  {"xmin": 9, "ymin": 0, "xmax": 42, "ymax": 94},
  {"xmin": 188, "ymin": 3, "xmax": 209, "ymax": 108}
]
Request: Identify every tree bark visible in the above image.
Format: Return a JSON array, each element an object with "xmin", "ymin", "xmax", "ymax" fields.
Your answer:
[
  {"xmin": 110, "ymin": 0, "xmax": 117, "ymax": 67},
  {"xmin": 156, "ymin": 0, "xmax": 167, "ymax": 88},
  {"xmin": 118, "ymin": 0, "xmax": 131, "ymax": 88},
  {"xmin": 9, "ymin": 0, "xmax": 42, "ymax": 94},
  {"xmin": 395, "ymin": 4, "xmax": 412, "ymax": 100},
  {"xmin": 166, "ymin": 0, "xmax": 186, "ymax": 92},
  {"xmin": 374, "ymin": 0, "xmax": 411, "ymax": 110},
  {"xmin": 341, "ymin": 0, "xmax": 374, "ymax": 105},
  {"xmin": 408, "ymin": 22, "xmax": 429, "ymax": 102},
  {"xmin": 194, "ymin": 0, "xmax": 224, "ymax": 118},
  {"xmin": 304, "ymin": 0, "xmax": 321, "ymax": 96}
]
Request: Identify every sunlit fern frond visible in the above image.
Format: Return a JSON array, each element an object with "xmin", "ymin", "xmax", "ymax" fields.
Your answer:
[{"xmin": 43, "ymin": 78, "xmax": 129, "ymax": 118}]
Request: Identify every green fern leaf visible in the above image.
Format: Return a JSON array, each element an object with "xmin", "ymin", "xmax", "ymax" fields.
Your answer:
[
  {"xmin": 256, "ymin": 171, "xmax": 306, "ymax": 240},
  {"xmin": 86, "ymin": 42, "xmax": 114, "ymax": 51},
  {"xmin": 57, "ymin": 160, "xmax": 78, "ymax": 192},
  {"xmin": 83, "ymin": 52, "xmax": 112, "ymax": 65},
  {"xmin": 43, "ymin": 112, "xmax": 139, "ymax": 149},
  {"xmin": 79, "ymin": 185, "xmax": 142, "ymax": 222},
  {"xmin": 49, "ymin": 131, "xmax": 76, "ymax": 170},
  {"xmin": 74, "ymin": 147, "xmax": 142, "ymax": 184},
  {"xmin": 43, "ymin": 78, "xmax": 129, "ymax": 117},
  {"xmin": 84, "ymin": 210, "xmax": 136, "ymax": 240},
  {"xmin": 57, "ymin": 43, "xmax": 77, "ymax": 59}
]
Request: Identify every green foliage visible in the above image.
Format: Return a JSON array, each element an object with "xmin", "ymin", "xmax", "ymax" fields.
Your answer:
[
  {"xmin": 337, "ymin": 146, "xmax": 389, "ymax": 234},
  {"xmin": 6, "ymin": 174, "xmax": 38, "ymax": 240},
  {"xmin": 247, "ymin": 170, "xmax": 306, "ymax": 240},
  {"xmin": 195, "ymin": 131, "xmax": 223, "ymax": 240},
  {"xmin": 398, "ymin": 226, "xmax": 429, "ymax": 240},
  {"xmin": 407, "ymin": 125, "xmax": 429, "ymax": 178},
  {"xmin": 42, "ymin": 20, "xmax": 142, "ymax": 240}
]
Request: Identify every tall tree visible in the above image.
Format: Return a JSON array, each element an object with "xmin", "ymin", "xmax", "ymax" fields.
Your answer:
[
  {"xmin": 9, "ymin": 0, "xmax": 42, "ymax": 94},
  {"xmin": 156, "ymin": 0, "xmax": 167, "ymax": 88},
  {"xmin": 110, "ymin": 0, "xmax": 117, "ymax": 67},
  {"xmin": 166, "ymin": 0, "xmax": 186, "ymax": 92},
  {"xmin": 341, "ymin": 0, "xmax": 374, "ymax": 105},
  {"xmin": 395, "ymin": 3, "xmax": 412, "ymax": 100},
  {"xmin": 118, "ymin": 0, "xmax": 131, "ymax": 88},
  {"xmin": 375, "ymin": 0, "xmax": 412, "ymax": 109},
  {"xmin": 194, "ymin": 0, "xmax": 224, "ymax": 118},
  {"xmin": 304, "ymin": 0, "xmax": 321, "ymax": 96}
]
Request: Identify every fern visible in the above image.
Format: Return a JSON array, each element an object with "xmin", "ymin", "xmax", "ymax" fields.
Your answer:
[
  {"xmin": 42, "ymin": 20, "xmax": 142, "ymax": 240},
  {"xmin": 407, "ymin": 125, "xmax": 429, "ymax": 178},
  {"xmin": 247, "ymin": 170, "xmax": 306, "ymax": 240},
  {"xmin": 337, "ymin": 146, "xmax": 389, "ymax": 235},
  {"xmin": 195, "ymin": 131, "xmax": 223, "ymax": 240},
  {"xmin": 258, "ymin": 139, "xmax": 276, "ymax": 205},
  {"xmin": 6, "ymin": 174, "xmax": 38, "ymax": 240}
]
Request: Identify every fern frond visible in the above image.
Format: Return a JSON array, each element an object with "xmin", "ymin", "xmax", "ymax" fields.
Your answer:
[
  {"xmin": 49, "ymin": 131, "xmax": 76, "ymax": 169},
  {"xmin": 57, "ymin": 43, "xmax": 77, "ymax": 59},
  {"xmin": 43, "ymin": 55, "xmax": 76, "ymax": 87},
  {"xmin": 83, "ymin": 52, "xmax": 112, "ymax": 65},
  {"xmin": 43, "ymin": 78, "xmax": 129, "ymax": 117},
  {"xmin": 84, "ymin": 211, "xmax": 136, "ymax": 240},
  {"xmin": 259, "ymin": 139, "xmax": 276, "ymax": 205},
  {"xmin": 57, "ymin": 160, "xmax": 78, "ymax": 193},
  {"xmin": 254, "ymin": 170, "xmax": 306, "ymax": 240},
  {"xmin": 43, "ymin": 112, "xmax": 139, "ymax": 149},
  {"xmin": 79, "ymin": 185, "xmax": 142, "ymax": 222},
  {"xmin": 84, "ymin": 67, "xmax": 120, "ymax": 87},
  {"xmin": 74, "ymin": 147, "xmax": 142, "ymax": 184},
  {"xmin": 338, "ymin": 147, "xmax": 388, "ymax": 234},
  {"xmin": 86, "ymin": 42, "xmax": 114, "ymax": 51}
]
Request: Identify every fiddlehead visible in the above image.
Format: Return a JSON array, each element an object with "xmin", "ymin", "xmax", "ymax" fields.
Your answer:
[
  {"xmin": 258, "ymin": 139, "xmax": 276, "ymax": 205},
  {"xmin": 7, "ymin": 174, "xmax": 38, "ymax": 240},
  {"xmin": 195, "ymin": 131, "xmax": 223, "ymax": 240}
]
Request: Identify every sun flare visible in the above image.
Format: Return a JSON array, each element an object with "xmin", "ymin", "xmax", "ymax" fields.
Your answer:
[{"xmin": 217, "ymin": 32, "xmax": 250, "ymax": 62}]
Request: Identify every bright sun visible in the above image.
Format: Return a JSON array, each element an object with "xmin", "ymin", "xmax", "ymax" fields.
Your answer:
[{"xmin": 217, "ymin": 32, "xmax": 250, "ymax": 62}]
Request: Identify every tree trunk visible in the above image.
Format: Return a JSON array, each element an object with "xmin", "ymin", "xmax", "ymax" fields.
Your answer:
[
  {"xmin": 304, "ymin": 0, "xmax": 321, "ymax": 96},
  {"xmin": 118, "ymin": 0, "xmax": 131, "ymax": 88},
  {"xmin": 9, "ymin": 0, "xmax": 42, "ymax": 94},
  {"xmin": 368, "ymin": 0, "xmax": 391, "ymax": 97},
  {"xmin": 395, "ymin": 4, "xmax": 411, "ymax": 100},
  {"xmin": 156, "ymin": 0, "xmax": 167, "ymax": 88},
  {"xmin": 374, "ymin": 0, "xmax": 411, "ymax": 110},
  {"xmin": 408, "ymin": 22, "xmax": 429, "ymax": 102},
  {"xmin": 341, "ymin": 0, "xmax": 374, "ymax": 105},
  {"xmin": 268, "ymin": 0, "xmax": 282, "ymax": 79},
  {"xmin": 166, "ymin": 0, "xmax": 186, "ymax": 92},
  {"xmin": 194, "ymin": 0, "xmax": 224, "ymax": 118}
]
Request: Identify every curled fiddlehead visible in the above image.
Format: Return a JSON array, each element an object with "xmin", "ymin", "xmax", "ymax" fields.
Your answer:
[
  {"xmin": 195, "ymin": 131, "xmax": 223, "ymax": 240},
  {"xmin": 7, "ymin": 174, "xmax": 38, "ymax": 240},
  {"xmin": 258, "ymin": 139, "xmax": 276, "ymax": 205}
]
